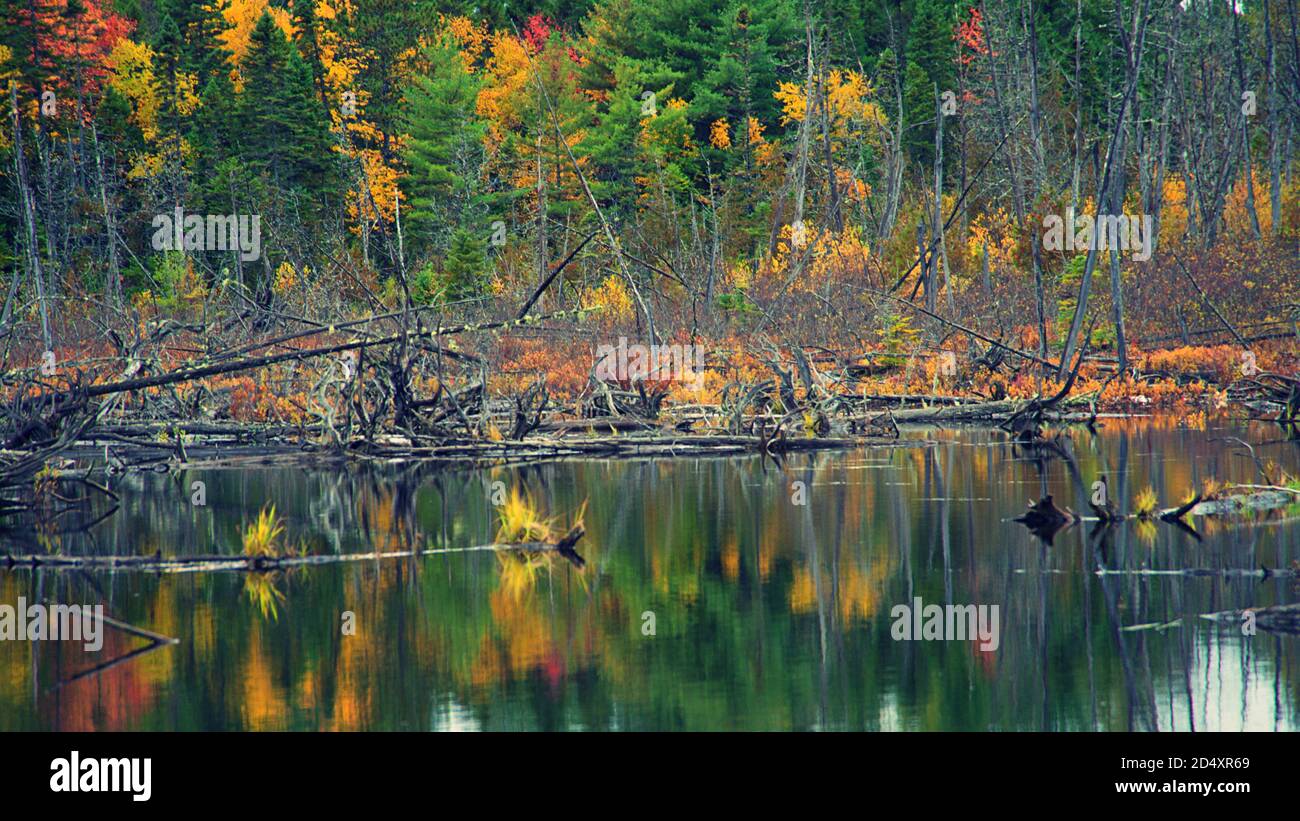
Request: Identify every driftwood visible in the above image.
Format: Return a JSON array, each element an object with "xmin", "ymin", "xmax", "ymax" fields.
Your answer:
[
  {"xmin": 888, "ymin": 399, "xmax": 1024, "ymax": 422},
  {"xmin": 1017, "ymin": 567, "xmax": 1300, "ymax": 579},
  {"xmin": 2, "ymin": 523, "xmax": 590, "ymax": 574},
  {"xmin": 81, "ymin": 308, "xmax": 593, "ymax": 400},
  {"xmin": 1187, "ymin": 488, "xmax": 1299, "ymax": 517},
  {"xmin": 1117, "ymin": 603, "xmax": 1300, "ymax": 635},
  {"xmin": 1203, "ymin": 603, "xmax": 1300, "ymax": 634},
  {"xmin": 1158, "ymin": 493, "xmax": 1202, "ymax": 521}
]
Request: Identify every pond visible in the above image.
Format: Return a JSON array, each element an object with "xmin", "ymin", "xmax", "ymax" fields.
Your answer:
[{"xmin": 2, "ymin": 418, "xmax": 1297, "ymax": 730}]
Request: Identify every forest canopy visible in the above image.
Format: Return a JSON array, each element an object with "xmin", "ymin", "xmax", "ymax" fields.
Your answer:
[{"xmin": 0, "ymin": 0, "xmax": 1297, "ymax": 423}]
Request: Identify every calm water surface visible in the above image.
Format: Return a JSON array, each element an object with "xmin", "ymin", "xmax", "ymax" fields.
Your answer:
[{"xmin": 2, "ymin": 418, "xmax": 1298, "ymax": 730}]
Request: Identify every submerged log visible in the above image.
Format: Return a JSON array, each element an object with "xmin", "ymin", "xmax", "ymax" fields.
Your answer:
[
  {"xmin": 2, "ymin": 525, "xmax": 589, "ymax": 574},
  {"xmin": 1158, "ymin": 493, "xmax": 1202, "ymax": 521},
  {"xmin": 1201, "ymin": 603, "xmax": 1300, "ymax": 634},
  {"xmin": 1188, "ymin": 488, "xmax": 1299, "ymax": 517}
]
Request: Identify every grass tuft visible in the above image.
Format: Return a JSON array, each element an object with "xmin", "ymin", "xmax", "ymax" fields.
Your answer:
[
  {"xmin": 243, "ymin": 504, "xmax": 286, "ymax": 557},
  {"xmin": 495, "ymin": 488, "xmax": 555, "ymax": 544},
  {"xmin": 1133, "ymin": 486, "xmax": 1159, "ymax": 519}
]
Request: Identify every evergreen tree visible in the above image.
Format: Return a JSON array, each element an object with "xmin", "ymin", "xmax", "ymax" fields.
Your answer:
[
  {"xmin": 695, "ymin": 0, "xmax": 799, "ymax": 143},
  {"xmin": 189, "ymin": 70, "xmax": 239, "ymax": 213},
  {"xmin": 329, "ymin": 0, "xmax": 425, "ymax": 160},
  {"xmin": 902, "ymin": 0, "xmax": 957, "ymax": 167},
  {"xmin": 442, "ymin": 227, "xmax": 487, "ymax": 300},
  {"xmin": 580, "ymin": 58, "xmax": 660, "ymax": 218},
  {"xmin": 401, "ymin": 37, "xmax": 486, "ymax": 255},
  {"xmin": 291, "ymin": 0, "xmax": 330, "ymax": 109},
  {"xmin": 236, "ymin": 12, "xmax": 336, "ymax": 196},
  {"xmin": 151, "ymin": 10, "xmax": 191, "ymax": 202},
  {"xmin": 162, "ymin": 0, "xmax": 233, "ymax": 79},
  {"xmin": 578, "ymin": 0, "xmax": 720, "ymax": 117}
]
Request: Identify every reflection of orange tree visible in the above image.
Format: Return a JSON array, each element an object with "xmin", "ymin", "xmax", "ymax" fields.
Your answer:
[
  {"xmin": 39, "ymin": 626, "xmax": 159, "ymax": 731},
  {"xmin": 476, "ymin": 570, "xmax": 589, "ymax": 691},
  {"xmin": 0, "ymin": 574, "xmax": 168, "ymax": 731},
  {"xmin": 788, "ymin": 556, "xmax": 893, "ymax": 623},
  {"xmin": 354, "ymin": 484, "xmax": 422, "ymax": 552},
  {"xmin": 464, "ymin": 494, "xmax": 599, "ymax": 696}
]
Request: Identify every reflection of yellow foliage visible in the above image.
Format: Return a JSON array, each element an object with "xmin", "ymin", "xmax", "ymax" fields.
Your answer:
[
  {"xmin": 495, "ymin": 551, "xmax": 552, "ymax": 602},
  {"xmin": 488, "ymin": 581, "xmax": 553, "ymax": 671},
  {"xmin": 241, "ymin": 634, "xmax": 286, "ymax": 728},
  {"xmin": 469, "ymin": 635, "xmax": 504, "ymax": 690},
  {"xmin": 243, "ymin": 574, "xmax": 285, "ymax": 621},
  {"xmin": 721, "ymin": 534, "xmax": 740, "ymax": 580},
  {"xmin": 1134, "ymin": 518, "xmax": 1158, "ymax": 546},
  {"xmin": 328, "ymin": 604, "xmax": 373, "ymax": 729},
  {"xmin": 790, "ymin": 557, "xmax": 891, "ymax": 622}
]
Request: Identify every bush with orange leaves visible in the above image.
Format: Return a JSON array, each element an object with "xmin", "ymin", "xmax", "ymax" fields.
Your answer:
[
  {"xmin": 492, "ymin": 335, "xmax": 592, "ymax": 401},
  {"xmin": 1138, "ymin": 344, "xmax": 1259, "ymax": 384},
  {"xmin": 227, "ymin": 375, "xmax": 306, "ymax": 423}
]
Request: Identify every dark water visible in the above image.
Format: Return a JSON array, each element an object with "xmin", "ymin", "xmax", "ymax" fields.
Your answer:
[{"xmin": 2, "ymin": 418, "xmax": 1298, "ymax": 731}]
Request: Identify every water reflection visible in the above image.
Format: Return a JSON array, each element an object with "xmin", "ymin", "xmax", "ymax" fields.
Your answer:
[{"xmin": 1, "ymin": 418, "xmax": 1297, "ymax": 730}]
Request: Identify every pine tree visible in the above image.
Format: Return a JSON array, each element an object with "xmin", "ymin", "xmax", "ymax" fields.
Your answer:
[
  {"xmin": 329, "ymin": 0, "xmax": 424, "ymax": 161},
  {"xmin": 162, "ymin": 0, "xmax": 233, "ymax": 79},
  {"xmin": 695, "ymin": 0, "xmax": 799, "ymax": 132},
  {"xmin": 902, "ymin": 0, "xmax": 957, "ymax": 166},
  {"xmin": 578, "ymin": 0, "xmax": 717, "ymax": 114},
  {"xmin": 580, "ymin": 58, "xmax": 658, "ymax": 217},
  {"xmin": 236, "ymin": 12, "xmax": 336, "ymax": 196},
  {"xmin": 151, "ymin": 10, "xmax": 191, "ymax": 202},
  {"xmin": 442, "ymin": 227, "xmax": 487, "ymax": 300},
  {"xmin": 189, "ymin": 70, "xmax": 239, "ymax": 213},
  {"xmin": 401, "ymin": 37, "xmax": 486, "ymax": 255},
  {"xmin": 291, "ymin": 0, "xmax": 329, "ymax": 109}
]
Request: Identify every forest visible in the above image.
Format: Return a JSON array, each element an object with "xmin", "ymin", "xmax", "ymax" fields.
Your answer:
[{"xmin": 0, "ymin": 0, "xmax": 1297, "ymax": 453}]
